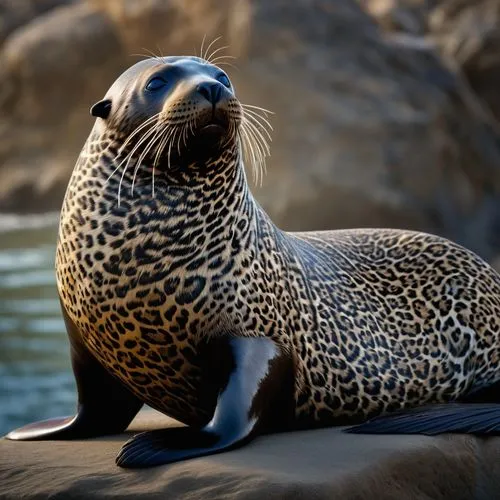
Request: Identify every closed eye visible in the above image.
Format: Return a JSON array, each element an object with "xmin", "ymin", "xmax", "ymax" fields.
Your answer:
[{"xmin": 146, "ymin": 77, "xmax": 167, "ymax": 91}]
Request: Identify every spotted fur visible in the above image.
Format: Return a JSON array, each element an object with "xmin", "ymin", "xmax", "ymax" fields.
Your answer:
[{"xmin": 56, "ymin": 57, "xmax": 500, "ymax": 430}]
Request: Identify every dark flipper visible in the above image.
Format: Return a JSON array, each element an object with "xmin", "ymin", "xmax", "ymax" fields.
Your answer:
[
  {"xmin": 116, "ymin": 337, "xmax": 294, "ymax": 468},
  {"xmin": 6, "ymin": 303, "xmax": 143, "ymax": 440},
  {"xmin": 346, "ymin": 403, "xmax": 500, "ymax": 435}
]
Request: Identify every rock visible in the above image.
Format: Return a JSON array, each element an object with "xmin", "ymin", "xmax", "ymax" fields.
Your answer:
[
  {"xmin": 360, "ymin": 0, "xmax": 434, "ymax": 34},
  {"xmin": 362, "ymin": 0, "xmax": 500, "ymax": 134},
  {"xmin": 1, "ymin": 409, "xmax": 500, "ymax": 499},
  {"xmin": 0, "ymin": 0, "xmax": 76, "ymax": 44},
  {"xmin": 429, "ymin": 0, "xmax": 500, "ymax": 124},
  {"xmin": 0, "ymin": 1, "xmax": 123, "ymax": 211},
  {"xmin": 1, "ymin": 0, "xmax": 500, "ymax": 262}
]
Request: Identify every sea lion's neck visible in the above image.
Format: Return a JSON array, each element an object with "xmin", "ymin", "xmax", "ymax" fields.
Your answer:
[{"xmin": 58, "ymin": 130, "xmax": 265, "ymax": 293}]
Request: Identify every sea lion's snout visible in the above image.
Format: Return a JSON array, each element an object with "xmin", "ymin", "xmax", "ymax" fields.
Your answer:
[
  {"xmin": 166, "ymin": 73, "xmax": 238, "ymax": 144},
  {"xmin": 197, "ymin": 81, "xmax": 223, "ymax": 105}
]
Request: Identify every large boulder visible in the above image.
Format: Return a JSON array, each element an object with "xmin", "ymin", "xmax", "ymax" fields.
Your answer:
[{"xmin": 0, "ymin": 0, "xmax": 499, "ymax": 264}]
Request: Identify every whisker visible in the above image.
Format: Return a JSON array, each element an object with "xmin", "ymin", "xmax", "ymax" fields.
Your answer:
[
  {"xmin": 153, "ymin": 125, "xmax": 173, "ymax": 169},
  {"xmin": 210, "ymin": 60, "xmax": 238, "ymax": 71},
  {"xmin": 156, "ymin": 126, "xmax": 177, "ymax": 172},
  {"xmin": 242, "ymin": 110, "xmax": 273, "ymax": 142},
  {"xmin": 131, "ymin": 125, "xmax": 163, "ymax": 195},
  {"xmin": 167, "ymin": 127, "xmax": 182, "ymax": 171},
  {"xmin": 242, "ymin": 117, "xmax": 270, "ymax": 156},
  {"xmin": 241, "ymin": 107, "xmax": 274, "ymax": 131},
  {"xmin": 118, "ymin": 124, "xmax": 158, "ymax": 172},
  {"xmin": 199, "ymin": 34, "xmax": 207, "ymax": 60},
  {"xmin": 239, "ymin": 125, "xmax": 259, "ymax": 185},
  {"xmin": 206, "ymin": 45, "xmax": 229, "ymax": 64},
  {"xmin": 156, "ymin": 44, "xmax": 165, "ymax": 59},
  {"xmin": 133, "ymin": 47, "xmax": 163, "ymax": 65},
  {"xmin": 210, "ymin": 54, "xmax": 237, "ymax": 61},
  {"xmin": 110, "ymin": 121, "xmax": 159, "ymax": 183},
  {"xmin": 118, "ymin": 113, "xmax": 160, "ymax": 155},
  {"xmin": 189, "ymin": 116, "xmax": 196, "ymax": 138},
  {"xmin": 203, "ymin": 36, "xmax": 222, "ymax": 62},
  {"xmin": 241, "ymin": 120, "xmax": 267, "ymax": 186},
  {"xmin": 152, "ymin": 164, "xmax": 155, "ymax": 198},
  {"xmin": 241, "ymin": 103, "xmax": 275, "ymax": 115},
  {"xmin": 177, "ymin": 123, "xmax": 185, "ymax": 156},
  {"xmin": 116, "ymin": 125, "xmax": 159, "ymax": 204},
  {"xmin": 182, "ymin": 121, "xmax": 189, "ymax": 147}
]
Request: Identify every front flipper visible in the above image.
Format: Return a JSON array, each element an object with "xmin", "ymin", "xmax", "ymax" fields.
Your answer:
[
  {"xmin": 6, "ymin": 304, "xmax": 143, "ymax": 440},
  {"xmin": 346, "ymin": 403, "xmax": 500, "ymax": 435},
  {"xmin": 116, "ymin": 337, "xmax": 294, "ymax": 468}
]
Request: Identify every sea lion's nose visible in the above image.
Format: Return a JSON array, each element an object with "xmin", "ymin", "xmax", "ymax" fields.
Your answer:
[{"xmin": 197, "ymin": 81, "xmax": 223, "ymax": 105}]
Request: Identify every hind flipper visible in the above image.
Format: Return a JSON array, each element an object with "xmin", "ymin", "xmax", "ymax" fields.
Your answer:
[
  {"xmin": 6, "ymin": 303, "xmax": 143, "ymax": 440},
  {"xmin": 346, "ymin": 403, "xmax": 500, "ymax": 435},
  {"xmin": 116, "ymin": 337, "xmax": 294, "ymax": 468}
]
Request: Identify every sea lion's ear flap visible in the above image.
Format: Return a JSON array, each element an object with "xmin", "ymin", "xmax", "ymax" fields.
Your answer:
[{"xmin": 90, "ymin": 99, "xmax": 112, "ymax": 119}]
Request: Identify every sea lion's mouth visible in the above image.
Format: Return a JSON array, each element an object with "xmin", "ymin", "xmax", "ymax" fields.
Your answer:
[
  {"xmin": 200, "ymin": 123, "xmax": 226, "ymax": 133},
  {"xmin": 196, "ymin": 116, "xmax": 230, "ymax": 141}
]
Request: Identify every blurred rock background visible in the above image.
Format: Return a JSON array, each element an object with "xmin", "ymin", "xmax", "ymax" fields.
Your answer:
[{"xmin": 0, "ymin": 0, "xmax": 500, "ymax": 267}]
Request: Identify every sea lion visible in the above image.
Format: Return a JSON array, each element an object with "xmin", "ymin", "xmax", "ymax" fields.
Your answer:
[{"xmin": 6, "ymin": 55, "xmax": 500, "ymax": 468}]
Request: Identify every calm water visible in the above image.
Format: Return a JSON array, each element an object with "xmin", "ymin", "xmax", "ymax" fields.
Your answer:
[{"xmin": 0, "ymin": 213, "xmax": 75, "ymax": 436}]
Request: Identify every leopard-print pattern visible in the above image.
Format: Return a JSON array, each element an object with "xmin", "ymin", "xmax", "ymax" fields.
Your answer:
[{"xmin": 56, "ymin": 58, "xmax": 500, "ymax": 428}]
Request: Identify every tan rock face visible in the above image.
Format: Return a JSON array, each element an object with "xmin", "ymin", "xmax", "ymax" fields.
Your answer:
[{"xmin": 0, "ymin": 0, "xmax": 499, "ymax": 265}]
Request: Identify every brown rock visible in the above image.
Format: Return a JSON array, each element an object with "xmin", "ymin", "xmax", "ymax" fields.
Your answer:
[
  {"xmin": 429, "ymin": 0, "xmax": 500, "ymax": 124},
  {"xmin": 0, "ymin": 1, "xmax": 124, "ymax": 210},
  {"xmin": 1, "ymin": 409, "xmax": 500, "ymax": 499},
  {"xmin": 0, "ymin": 0, "xmax": 75, "ymax": 44}
]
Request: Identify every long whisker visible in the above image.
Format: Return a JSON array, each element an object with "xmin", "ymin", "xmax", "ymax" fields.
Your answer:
[
  {"xmin": 241, "ymin": 106, "xmax": 274, "ymax": 131},
  {"xmin": 167, "ymin": 126, "xmax": 182, "ymax": 171},
  {"xmin": 152, "ymin": 163, "xmax": 155, "ymax": 198},
  {"xmin": 203, "ymin": 36, "xmax": 222, "ymax": 61},
  {"xmin": 177, "ymin": 123, "xmax": 186, "ymax": 156},
  {"xmin": 241, "ymin": 103, "xmax": 274, "ymax": 115},
  {"xmin": 210, "ymin": 54, "xmax": 237, "ymax": 62},
  {"xmin": 118, "ymin": 123, "xmax": 158, "ymax": 172},
  {"xmin": 182, "ymin": 120, "xmax": 189, "ymax": 147},
  {"xmin": 118, "ymin": 113, "xmax": 160, "ymax": 156},
  {"xmin": 241, "ymin": 119, "xmax": 268, "ymax": 186},
  {"xmin": 188, "ymin": 115, "xmax": 196, "ymax": 138},
  {"xmin": 117, "ymin": 126, "xmax": 158, "ymax": 204},
  {"xmin": 133, "ymin": 48, "xmax": 163, "ymax": 64},
  {"xmin": 131, "ymin": 125, "xmax": 164, "ymax": 195},
  {"xmin": 242, "ymin": 110, "xmax": 273, "ymax": 142},
  {"xmin": 210, "ymin": 61, "xmax": 238, "ymax": 71},
  {"xmin": 156, "ymin": 44, "xmax": 165, "ymax": 59},
  {"xmin": 243, "ymin": 117, "xmax": 270, "ymax": 157},
  {"xmin": 136, "ymin": 128, "xmax": 163, "ymax": 193},
  {"xmin": 239, "ymin": 125, "xmax": 259, "ymax": 185},
  {"xmin": 199, "ymin": 34, "xmax": 207, "ymax": 60},
  {"xmin": 206, "ymin": 45, "xmax": 229, "ymax": 64},
  {"xmin": 153, "ymin": 125, "xmax": 174, "ymax": 169}
]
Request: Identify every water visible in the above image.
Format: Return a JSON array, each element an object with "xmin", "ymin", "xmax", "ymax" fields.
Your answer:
[{"xmin": 0, "ymin": 213, "xmax": 75, "ymax": 436}]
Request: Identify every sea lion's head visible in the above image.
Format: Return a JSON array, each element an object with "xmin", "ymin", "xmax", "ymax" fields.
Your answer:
[{"xmin": 90, "ymin": 56, "xmax": 270, "ymax": 193}]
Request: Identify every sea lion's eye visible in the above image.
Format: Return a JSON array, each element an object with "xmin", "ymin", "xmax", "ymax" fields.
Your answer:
[
  {"xmin": 146, "ymin": 77, "xmax": 167, "ymax": 91},
  {"xmin": 217, "ymin": 74, "xmax": 231, "ymax": 88}
]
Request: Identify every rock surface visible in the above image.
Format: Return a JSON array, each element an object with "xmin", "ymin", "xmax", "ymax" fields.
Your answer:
[
  {"xmin": 1, "ymin": 409, "xmax": 500, "ymax": 499},
  {"xmin": 1, "ymin": 0, "xmax": 500, "ymax": 265}
]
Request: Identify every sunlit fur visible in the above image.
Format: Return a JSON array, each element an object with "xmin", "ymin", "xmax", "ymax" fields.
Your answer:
[{"xmin": 56, "ymin": 54, "xmax": 500, "ymax": 430}]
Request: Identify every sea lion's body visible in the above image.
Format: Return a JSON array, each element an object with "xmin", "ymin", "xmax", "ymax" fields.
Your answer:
[
  {"xmin": 57, "ymin": 147, "xmax": 500, "ymax": 425},
  {"xmin": 7, "ymin": 56, "xmax": 500, "ymax": 467}
]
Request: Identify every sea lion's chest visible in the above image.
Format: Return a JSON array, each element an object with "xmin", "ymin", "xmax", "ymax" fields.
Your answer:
[{"xmin": 55, "ymin": 182, "xmax": 229, "ymax": 425}]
